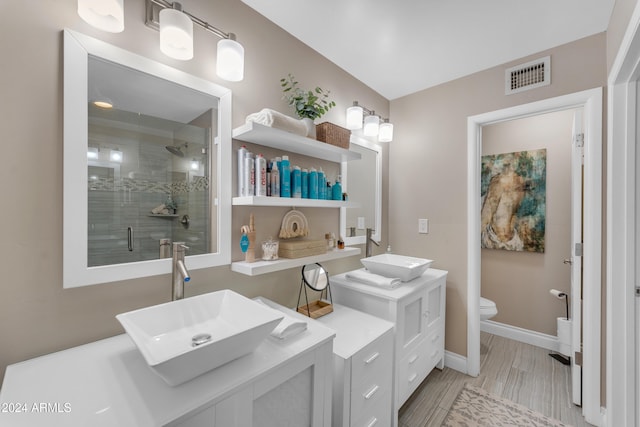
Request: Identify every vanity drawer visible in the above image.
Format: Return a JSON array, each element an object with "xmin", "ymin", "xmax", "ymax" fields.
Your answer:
[
  {"xmin": 398, "ymin": 339, "xmax": 430, "ymax": 403},
  {"xmin": 352, "ymin": 391, "xmax": 392, "ymax": 427},
  {"xmin": 351, "ymin": 329, "xmax": 393, "ymax": 386},
  {"xmin": 424, "ymin": 329, "xmax": 444, "ymax": 372},
  {"xmin": 351, "ymin": 371, "xmax": 392, "ymax": 422}
]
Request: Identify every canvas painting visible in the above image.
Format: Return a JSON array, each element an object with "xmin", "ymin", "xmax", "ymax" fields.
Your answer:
[{"xmin": 481, "ymin": 149, "xmax": 547, "ymax": 252}]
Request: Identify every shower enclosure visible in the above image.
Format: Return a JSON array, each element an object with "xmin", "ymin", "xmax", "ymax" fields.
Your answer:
[{"xmin": 87, "ymin": 104, "xmax": 216, "ymax": 267}]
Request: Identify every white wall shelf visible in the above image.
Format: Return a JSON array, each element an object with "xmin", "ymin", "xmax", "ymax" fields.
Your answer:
[
  {"xmin": 231, "ymin": 247, "xmax": 361, "ymax": 276},
  {"xmin": 233, "ymin": 122, "xmax": 361, "ymax": 163},
  {"xmin": 233, "ymin": 196, "xmax": 359, "ymax": 209}
]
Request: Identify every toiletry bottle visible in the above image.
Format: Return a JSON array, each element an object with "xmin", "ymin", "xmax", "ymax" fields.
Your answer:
[
  {"xmin": 318, "ymin": 168, "xmax": 326, "ymax": 200},
  {"xmin": 327, "ymin": 182, "xmax": 332, "ymax": 200},
  {"xmin": 292, "ymin": 166, "xmax": 302, "ymax": 198},
  {"xmin": 301, "ymin": 169, "xmax": 308, "ymax": 198},
  {"xmin": 280, "ymin": 155, "xmax": 291, "ymax": 197},
  {"xmin": 266, "ymin": 163, "xmax": 272, "ymax": 196},
  {"xmin": 332, "ymin": 175, "xmax": 342, "ymax": 200},
  {"xmin": 271, "ymin": 160, "xmax": 280, "ymax": 197},
  {"xmin": 237, "ymin": 145, "xmax": 247, "ymax": 197},
  {"xmin": 255, "ymin": 154, "xmax": 267, "ymax": 196},
  {"xmin": 243, "ymin": 152, "xmax": 255, "ymax": 196},
  {"xmin": 309, "ymin": 167, "xmax": 318, "ymax": 199}
]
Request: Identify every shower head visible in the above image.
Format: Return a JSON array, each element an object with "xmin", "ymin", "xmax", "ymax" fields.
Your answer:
[{"xmin": 165, "ymin": 143, "xmax": 187, "ymax": 158}]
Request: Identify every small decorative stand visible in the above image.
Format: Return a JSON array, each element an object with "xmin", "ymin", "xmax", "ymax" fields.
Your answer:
[{"xmin": 297, "ymin": 263, "xmax": 333, "ymax": 319}]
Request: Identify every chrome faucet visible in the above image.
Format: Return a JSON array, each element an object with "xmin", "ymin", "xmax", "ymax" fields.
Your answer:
[
  {"xmin": 172, "ymin": 242, "xmax": 191, "ymax": 301},
  {"xmin": 366, "ymin": 228, "xmax": 380, "ymax": 258}
]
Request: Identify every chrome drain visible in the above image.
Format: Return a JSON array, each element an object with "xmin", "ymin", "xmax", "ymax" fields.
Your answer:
[{"xmin": 191, "ymin": 333, "xmax": 212, "ymax": 347}]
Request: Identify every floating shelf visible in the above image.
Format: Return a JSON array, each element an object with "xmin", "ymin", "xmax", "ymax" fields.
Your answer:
[
  {"xmin": 231, "ymin": 247, "xmax": 361, "ymax": 276},
  {"xmin": 233, "ymin": 196, "xmax": 359, "ymax": 209},
  {"xmin": 147, "ymin": 214, "xmax": 178, "ymax": 218},
  {"xmin": 233, "ymin": 122, "xmax": 361, "ymax": 163}
]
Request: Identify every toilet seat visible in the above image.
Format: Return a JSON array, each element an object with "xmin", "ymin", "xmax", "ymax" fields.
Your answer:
[
  {"xmin": 480, "ymin": 297, "xmax": 498, "ymax": 320},
  {"xmin": 480, "ymin": 297, "xmax": 495, "ymax": 309}
]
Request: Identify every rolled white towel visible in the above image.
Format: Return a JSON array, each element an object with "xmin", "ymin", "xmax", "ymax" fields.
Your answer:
[
  {"xmin": 254, "ymin": 298, "xmax": 308, "ymax": 340},
  {"xmin": 346, "ymin": 268, "xmax": 401, "ymax": 289},
  {"xmin": 245, "ymin": 108, "xmax": 308, "ymax": 137},
  {"xmin": 151, "ymin": 204, "xmax": 166, "ymax": 214}
]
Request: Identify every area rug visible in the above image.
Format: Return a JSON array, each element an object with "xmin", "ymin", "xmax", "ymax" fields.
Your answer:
[{"xmin": 442, "ymin": 384, "xmax": 572, "ymax": 427}]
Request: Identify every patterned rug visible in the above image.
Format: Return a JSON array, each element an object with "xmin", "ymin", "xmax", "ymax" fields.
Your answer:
[{"xmin": 442, "ymin": 384, "xmax": 572, "ymax": 427}]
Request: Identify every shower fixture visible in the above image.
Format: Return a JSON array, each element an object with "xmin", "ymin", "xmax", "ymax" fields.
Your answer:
[{"xmin": 165, "ymin": 142, "xmax": 188, "ymax": 157}]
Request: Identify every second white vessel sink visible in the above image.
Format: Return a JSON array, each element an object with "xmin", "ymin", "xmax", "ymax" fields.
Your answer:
[
  {"xmin": 116, "ymin": 289, "xmax": 283, "ymax": 386},
  {"xmin": 361, "ymin": 253, "xmax": 433, "ymax": 282}
]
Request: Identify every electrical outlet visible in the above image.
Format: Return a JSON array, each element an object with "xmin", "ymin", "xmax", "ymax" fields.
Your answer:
[
  {"xmin": 357, "ymin": 217, "xmax": 365, "ymax": 229},
  {"xmin": 419, "ymin": 218, "xmax": 429, "ymax": 234}
]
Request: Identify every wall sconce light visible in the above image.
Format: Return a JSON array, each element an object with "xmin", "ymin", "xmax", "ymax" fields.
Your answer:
[
  {"xmin": 190, "ymin": 158, "xmax": 200, "ymax": 170},
  {"xmin": 145, "ymin": 0, "xmax": 245, "ymax": 81},
  {"xmin": 77, "ymin": 0, "xmax": 124, "ymax": 33},
  {"xmin": 346, "ymin": 101, "xmax": 393, "ymax": 142},
  {"xmin": 87, "ymin": 147, "xmax": 99, "ymax": 160},
  {"xmin": 110, "ymin": 149, "xmax": 123, "ymax": 163}
]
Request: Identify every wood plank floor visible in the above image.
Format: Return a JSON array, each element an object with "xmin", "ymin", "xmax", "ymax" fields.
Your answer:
[{"xmin": 398, "ymin": 332, "xmax": 593, "ymax": 427}]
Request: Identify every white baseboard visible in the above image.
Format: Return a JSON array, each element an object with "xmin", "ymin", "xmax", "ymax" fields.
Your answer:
[
  {"xmin": 444, "ymin": 350, "xmax": 468, "ymax": 374},
  {"xmin": 481, "ymin": 320, "xmax": 559, "ymax": 352}
]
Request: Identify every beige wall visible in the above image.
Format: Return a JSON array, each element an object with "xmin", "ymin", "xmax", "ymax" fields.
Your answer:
[
  {"xmin": 0, "ymin": 0, "xmax": 389, "ymax": 383},
  {"xmin": 481, "ymin": 109, "xmax": 575, "ymax": 335},
  {"xmin": 607, "ymin": 0, "xmax": 637, "ymax": 73},
  {"xmin": 389, "ymin": 33, "xmax": 607, "ymax": 356}
]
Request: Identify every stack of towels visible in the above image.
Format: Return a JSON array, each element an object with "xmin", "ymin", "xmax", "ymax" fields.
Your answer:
[
  {"xmin": 151, "ymin": 204, "xmax": 170, "ymax": 215},
  {"xmin": 245, "ymin": 108, "xmax": 309, "ymax": 137},
  {"xmin": 345, "ymin": 269, "xmax": 401, "ymax": 289},
  {"xmin": 254, "ymin": 298, "xmax": 308, "ymax": 340}
]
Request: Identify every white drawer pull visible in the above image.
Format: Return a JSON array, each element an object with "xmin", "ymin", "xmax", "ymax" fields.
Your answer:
[
  {"xmin": 408, "ymin": 354, "xmax": 419, "ymax": 364},
  {"xmin": 365, "ymin": 352, "xmax": 380, "ymax": 364},
  {"xmin": 364, "ymin": 384, "xmax": 380, "ymax": 400},
  {"xmin": 366, "ymin": 417, "xmax": 378, "ymax": 427},
  {"xmin": 408, "ymin": 373, "xmax": 418, "ymax": 383}
]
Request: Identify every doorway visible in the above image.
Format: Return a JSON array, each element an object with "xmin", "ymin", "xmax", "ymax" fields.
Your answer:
[{"xmin": 467, "ymin": 88, "xmax": 603, "ymax": 425}]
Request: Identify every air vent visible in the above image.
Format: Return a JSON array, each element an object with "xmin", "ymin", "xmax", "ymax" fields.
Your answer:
[{"xmin": 505, "ymin": 56, "xmax": 550, "ymax": 95}]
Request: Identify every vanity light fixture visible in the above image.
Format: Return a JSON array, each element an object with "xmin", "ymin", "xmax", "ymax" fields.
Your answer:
[
  {"xmin": 190, "ymin": 158, "xmax": 200, "ymax": 170},
  {"xmin": 145, "ymin": 0, "xmax": 245, "ymax": 81},
  {"xmin": 110, "ymin": 149, "xmax": 123, "ymax": 163},
  {"xmin": 92, "ymin": 98, "xmax": 113, "ymax": 109},
  {"xmin": 346, "ymin": 101, "xmax": 393, "ymax": 142},
  {"xmin": 77, "ymin": 0, "xmax": 124, "ymax": 33},
  {"xmin": 87, "ymin": 147, "xmax": 99, "ymax": 160}
]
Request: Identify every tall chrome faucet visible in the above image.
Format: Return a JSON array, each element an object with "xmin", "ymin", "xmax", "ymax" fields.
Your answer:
[
  {"xmin": 366, "ymin": 228, "xmax": 380, "ymax": 258},
  {"xmin": 172, "ymin": 242, "xmax": 191, "ymax": 301}
]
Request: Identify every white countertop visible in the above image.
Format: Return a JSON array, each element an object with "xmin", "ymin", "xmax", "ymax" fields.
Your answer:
[
  {"xmin": 315, "ymin": 304, "xmax": 394, "ymax": 359},
  {"xmin": 330, "ymin": 268, "xmax": 448, "ymax": 300},
  {"xmin": 0, "ymin": 298, "xmax": 335, "ymax": 427}
]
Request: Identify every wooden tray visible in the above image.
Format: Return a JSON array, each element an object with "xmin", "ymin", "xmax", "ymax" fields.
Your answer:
[{"xmin": 297, "ymin": 300, "xmax": 333, "ymax": 319}]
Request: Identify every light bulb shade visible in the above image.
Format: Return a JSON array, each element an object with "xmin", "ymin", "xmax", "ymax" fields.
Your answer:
[
  {"xmin": 216, "ymin": 38, "xmax": 244, "ymax": 82},
  {"xmin": 346, "ymin": 105, "xmax": 364, "ymax": 130},
  {"xmin": 363, "ymin": 115, "xmax": 380, "ymax": 137},
  {"xmin": 190, "ymin": 159, "xmax": 199, "ymax": 170},
  {"xmin": 378, "ymin": 122, "xmax": 394, "ymax": 142},
  {"xmin": 87, "ymin": 147, "xmax": 99, "ymax": 160},
  {"xmin": 110, "ymin": 149, "xmax": 123, "ymax": 163},
  {"xmin": 78, "ymin": 0, "xmax": 124, "ymax": 33},
  {"xmin": 159, "ymin": 8, "xmax": 194, "ymax": 61}
]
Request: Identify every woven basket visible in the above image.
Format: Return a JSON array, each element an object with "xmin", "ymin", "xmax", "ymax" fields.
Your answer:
[{"xmin": 315, "ymin": 122, "xmax": 350, "ymax": 149}]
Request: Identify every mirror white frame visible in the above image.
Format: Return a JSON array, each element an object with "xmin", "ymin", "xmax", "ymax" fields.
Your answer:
[
  {"xmin": 340, "ymin": 134, "xmax": 382, "ymax": 246},
  {"xmin": 63, "ymin": 29, "xmax": 232, "ymax": 288}
]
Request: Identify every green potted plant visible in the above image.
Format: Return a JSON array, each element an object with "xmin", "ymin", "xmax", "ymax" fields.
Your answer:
[{"xmin": 281, "ymin": 74, "xmax": 336, "ymax": 138}]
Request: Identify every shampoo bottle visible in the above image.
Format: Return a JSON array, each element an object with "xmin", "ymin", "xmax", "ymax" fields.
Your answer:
[
  {"xmin": 255, "ymin": 154, "xmax": 267, "ymax": 196},
  {"xmin": 301, "ymin": 169, "xmax": 308, "ymax": 198},
  {"xmin": 237, "ymin": 145, "xmax": 247, "ymax": 197},
  {"xmin": 292, "ymin": 166, "xmax": 302, "ymax": 198},
  {"xmin": 309, "ymin": 167, "xmax": 318, "ymax": 199},
  {"xmin": 280, "ymin": 155, "xmax": 291, "ymax": 197},
  {"xmin": 318, "ymin": 168, "xmax": 326, "ymax": 200},
  {"xmin": 243, "ymin": 152, "xmax": 255, "ymax": 196},
  {"xmin": 332, "ymin": 175, "xmax": 342, "ymax": 200},
  {"xmin": 270, "ymin": 160, "xmax": 280, "ymax": 197}
]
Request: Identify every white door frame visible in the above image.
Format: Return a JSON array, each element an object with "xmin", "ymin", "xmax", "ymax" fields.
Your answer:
[
  {"xmin": 606, "ymin": 3, "xmax": 640, "ymax": 426},
  {"xmin": 467, "ymin": 88, "xmax": 603, "ymax": 425}
]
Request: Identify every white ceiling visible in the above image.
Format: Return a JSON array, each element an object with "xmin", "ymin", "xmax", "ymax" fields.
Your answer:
[{"xmin": 241, "ymin": 0, "xmax": 615, "ymax": 100}]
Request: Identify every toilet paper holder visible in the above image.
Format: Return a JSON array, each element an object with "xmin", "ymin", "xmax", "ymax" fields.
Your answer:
[{"xmin": 549, "ymin": 289, "xmax": 571, "ymax": 365}]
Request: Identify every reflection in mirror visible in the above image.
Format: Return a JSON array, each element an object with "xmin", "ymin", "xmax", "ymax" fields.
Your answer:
[
  {"xmin": 64, "ymin": 29, "xmax": 231, "ymax": 288},
  {"xmin": 302, "ymin": 263, "xmax": 329, "ymax": 291},
  {"xmin": 340, "ymin": 136, "xmax": 382, "ymax": 246}
]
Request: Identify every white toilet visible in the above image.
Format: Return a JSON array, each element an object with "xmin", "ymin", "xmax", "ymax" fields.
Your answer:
[{"xmin": 480, "ymin": 297, "xmax": 498, "ymax": 321}]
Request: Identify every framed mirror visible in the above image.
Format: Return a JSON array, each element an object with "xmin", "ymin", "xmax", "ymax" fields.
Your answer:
[
  {"xmin": 63, "ymin": 29, "xmax": 231, "ymax": 288},
  {"xmin": 301, "ymin": 263, "xmax": 329, "ymax": 291},
  {"xmin": 340, "ymin": 134, "xmax": 382, "ymax": 246}
]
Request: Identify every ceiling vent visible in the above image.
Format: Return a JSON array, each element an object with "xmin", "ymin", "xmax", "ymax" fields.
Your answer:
[{"xmin": 505, "ymin": 56, "xmax": 550, "ymax": 95}]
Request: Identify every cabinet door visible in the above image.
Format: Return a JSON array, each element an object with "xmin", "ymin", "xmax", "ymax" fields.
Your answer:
[
  {"xmin": 425, "ymin": 282, "xmax": 445, "ymax": 331},
  {"xmin": 397, "ymin": 291, "xmax": 427, "ymax": 354}
]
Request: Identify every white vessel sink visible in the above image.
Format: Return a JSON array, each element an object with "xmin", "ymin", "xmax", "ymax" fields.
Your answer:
[
  {"xmin": 116, "ymin": 289, "xmax": 283, "ymax": 386},
  {"xmin": 361, "ymin": 253, "xmax": 433, "ymax": 282}
]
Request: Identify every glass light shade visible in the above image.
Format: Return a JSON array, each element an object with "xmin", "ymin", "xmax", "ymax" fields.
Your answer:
[
  {"xmin": 216, "ymin": 38, "xmax": 244, "ymax": 82},
  {"xmin": 378, "ymin": 122, "xmax": 394, "ymax": 142},
  {"xmin": 110, "ymin": 149, "xmax": 123, "ymax": 163},
  {"xmin": 87, "ymin": 147, "xmax": 99, "ymax": 160},
  {"xmin": 78, "ymin": 0, "xmax": 124, "ymax": 33},
  {"xmin": 346, "ymin": 105, "xmax": 364, "ymax": 130},
  {"xmin": 190, "ymin": 159, "xmax": 200, "ymax": 170},
  {"xmin": 159, "ymin": 8, "xmax": 194, "ymax": 61},
  {"xmin": 363, "ymin": 115, "xmax": 380, "ymax": 137}
]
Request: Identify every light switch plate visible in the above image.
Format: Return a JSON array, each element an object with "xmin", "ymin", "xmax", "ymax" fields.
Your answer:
[
  {"xmin": 419, "ymin": 218, "xmax": 429, "ymax": 234},
  {"xmin": 357, "ymin": 217, "xmax": 365, "ymax": 229}
]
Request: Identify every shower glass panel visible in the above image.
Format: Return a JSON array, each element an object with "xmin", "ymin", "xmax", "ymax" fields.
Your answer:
[{"xmin": 87, "ymin": 104, "xmax": 216, "ymax": 267}]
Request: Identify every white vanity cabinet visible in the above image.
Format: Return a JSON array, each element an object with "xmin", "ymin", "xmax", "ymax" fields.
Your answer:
[
  {"xmin": 316, "ymin": 304, "xmax": 394, "ymax": 427},
  {"xmin": 330, "ymin": 268, "xmax": 447, "ymax": 426},
  {"xmin": 0, "ymin": 298, "xmax": 335, "ymax": 427}
]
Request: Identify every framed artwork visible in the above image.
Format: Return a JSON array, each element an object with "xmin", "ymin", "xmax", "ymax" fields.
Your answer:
[{"xmin": 481, "ymin": 148, "xmax": 547, "ymax": 252}]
